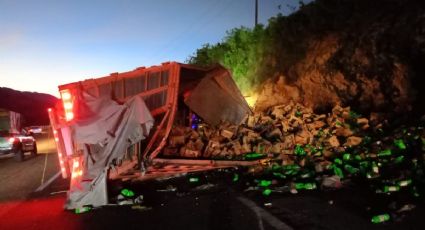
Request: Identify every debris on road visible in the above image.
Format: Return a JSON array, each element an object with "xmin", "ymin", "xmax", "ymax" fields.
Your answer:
[
  {"xmin": 74, "ymin": 206, "xmax": 92, "ymax": 214},
  {"xmin": 158, "ymin": 101, "xmax": 425, "ymax": 223},
  {"xmin": 371, "ymin": 214, "xmax": 390, "ymax": 224}
]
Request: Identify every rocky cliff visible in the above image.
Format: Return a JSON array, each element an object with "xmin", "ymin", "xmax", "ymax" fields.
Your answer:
[{"xmin": 255, "ymin": 0, "xmax": 425, "ymax": 118}]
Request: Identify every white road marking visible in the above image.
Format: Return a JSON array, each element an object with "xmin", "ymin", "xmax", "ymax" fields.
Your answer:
[
  {"xmin": 35, "ymin": 171, "xmax": 61, "ymax": 192},
  {"xmin": 40, "ymin": 153, "xmax": 49, "ymax": 185},
  {"xmin": 237, "ymin": 196, "xmax": 293, "ymax": 230}
]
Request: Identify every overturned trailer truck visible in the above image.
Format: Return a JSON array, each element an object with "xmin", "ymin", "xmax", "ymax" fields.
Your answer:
[{"xmin": 48, "ymin": 62, "xmax": 256, "ymax": 209}]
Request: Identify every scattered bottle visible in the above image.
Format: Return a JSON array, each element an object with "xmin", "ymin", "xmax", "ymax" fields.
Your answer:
[
  {"xmin": 258, "ymin": 180, "xmax": 272, "ymax": 187},
  {"xmin": 273, "ymin": 172, "xmax": 286, "ymax": 179},
  {"xmin": 244, "ymin": 152, "xmax": 266, "ymax": 160},
  {"xmin": 294, "ymin": 182, "xmax": 316, "ymax": 190},
  {"xmin": 189, "ymin": 177, "xmax": 199, "ymax": 183},
  {"xmin": 333, "ymin": 166, "xmax": 344, "ymax": 178},
  {"xmin": 233, "ymin": 173, "xmax": 239, "ymax": 182},
  {"xmin": 394, "ymin": 155, "xmax": 405, "ymax": 164},
  {"xmin": 371, "ymin": 214, "xmax": 390, "ymax": 223},
  {"xmin": 294, "ymin": 145, "xmax": 306, "ymax": 156},
  {"xmin": 263, "ymin": 189, "xmax": 272, "ymax": 196},
  {"xmin": 344, "ymin": 164, "xmax": 359, "ymax": 174},
  {"xmin": 334, "ymin": 158, "xmax": 343, "ymax": 165},
  {"xmin": 378, "ymin": 149, "xmax": 392, "ymax": 157},
  {"xmin": 383, "ymin": 185, "xmax": 400, "ymax": 193},
  {"xmin": 397, "ymin": 179, "xmax": 412, "ymax": 187},
  {"xmin": 343, "ymin": 153, "xmax": 351, "ymax": 161},
  {"xmin": 394, "ymin": 139, "xmax": 407, "ymax": 150},
  {"xmin": 121, "ymin": 188, "xmax": 135, "ymax": 197},
  {"xmin": 75, "ymin": 206, "xmax": 92, "ymax": 214}
]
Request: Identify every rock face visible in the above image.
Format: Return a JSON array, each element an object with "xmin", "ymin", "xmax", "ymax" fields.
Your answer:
[{"xmin": 255, "ymin": 0, "xmax": 425, "ymax": 115}]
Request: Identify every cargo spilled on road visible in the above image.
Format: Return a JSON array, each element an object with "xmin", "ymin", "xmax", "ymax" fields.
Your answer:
[{"xmin": 47, "ymin": 61, "xmax": 425, "ymax": 225}]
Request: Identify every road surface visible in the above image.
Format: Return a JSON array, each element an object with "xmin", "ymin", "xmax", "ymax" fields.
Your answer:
[{"xmin": 0, "ymin": 134, "xmax": 424, "ymax": 229}]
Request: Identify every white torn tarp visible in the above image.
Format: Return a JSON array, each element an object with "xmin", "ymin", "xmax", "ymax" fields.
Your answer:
[{"xmin": 65, "ymin": 93, "xmax": 154, "ymax": 209}]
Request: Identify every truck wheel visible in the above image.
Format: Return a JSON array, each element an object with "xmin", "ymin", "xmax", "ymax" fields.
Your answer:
[
  {"xmin": 14, "ymin": 148, "xmax": 24, "ymax": 162},
  {"xmin": 31, "ymin": 143, "xmax": 37, "ymax": 156}
]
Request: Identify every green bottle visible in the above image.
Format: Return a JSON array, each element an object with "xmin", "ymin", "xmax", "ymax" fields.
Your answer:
[
  {"xmin": 75, "ymin": 206, "xmax": 91, "ymax": 214},
  {"xmin": 344, "ymin": 164, "xmax": 359, "ymax": 174},
  {"xmin": 244, "ymin": 152, "xmax": 265, "ymax": 160},
  {"xmin": 294, "ymin": 145, "xmax": 306, "ymax": 156},
  {"xmin": 334, "ymin": 158, "xmax": 343, "ymax": 165},
  {"xmin": 394, "ymin": 139, "xmax": 406, "ymax": 150},
  {"xmin": 359, "ymin": 161, "xmax": 369, "ymax": 169},
  {"xmin": 397, "ymin": 179, "xmax": 412, "ymax": 187},
  {"xmin": 303, "ymin": 183, "xmax": 317, "ymax": 190},
  {"xmin": 333, "ymin": 166, "xmax": 344, "ymax": 178},
  {"xmin": 284, "ymin": 169, "xmax": 294, "ymax": 175},
  {"xmin": 394, "ymin": 155, "xmax": 404, "ymax": 164},
  {"xmin": 295, "ymin": 182, "xmax": 316, "ymax": 190},
  {"xmin": 263, "ymin": 189, "xmax": 272, "ymax": 196},
  {"xmin": 383, "ymin": 185, "xmax": 400, "ymax": 193},
  {"xmin": 273, "ymin": 172, "xmax": 286, "ymax": 179},
  {"xmin": 121, "ymin": 188, "xmax": 135, "ymax": 197},
  {"xmin": 378, "ymin": 149, "xmax": 392, "ymax": 157},
  {"xmin": 258, "ymin": 180, "xmax": 272, "ymax": 187},
  {"xmin": 354, "ymin": 155, "xmax": 363, "ymax": 161},
  {"xmin": 189, "ymin": 177, "xmax": 199, "ymax": 183},
  {"xmin": 371, "ymin": 214, "xmax": 390, "ymax": 223},
  {"xmin": 271, "ymin": 164, "xmax": 283, "ymax": 172},
  {"xmin": 283, "ymin": 164, "xmax": 300, "ymax": 171},
  {"xmin": 300, "ymin": 171, "xmax": 314, "ymax": 179},
  {"xmin": 343, "ymin": 153, "xmax": 351, "ymax": 161}
]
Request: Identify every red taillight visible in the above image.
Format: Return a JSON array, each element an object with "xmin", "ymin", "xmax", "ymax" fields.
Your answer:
[
  {"xmin": 71, "ymin": 157, "xmax": 83, "ymax": 180},
  {"xmin": 8, "ymin": 137, "xmax": 15, "ymax": 143},
  {"xmin": 50, "ymin": 123, "xmax": 68, "ymax": 179},
  {"xmin": 61, "ymin": 91, "xmax": 71, "ymax": 100},
  {"xmin": 60, "ymin": 89, "xmax": 74, "ymax": 121}
]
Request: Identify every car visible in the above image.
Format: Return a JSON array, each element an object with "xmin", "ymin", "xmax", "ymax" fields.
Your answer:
[
  {"xmin": 0, "ymin": 130, "xmax": 37, "ymax": 161},
  {"xmin": 26, "ymin": 126, "xmax": 43, "ymax": 134}
]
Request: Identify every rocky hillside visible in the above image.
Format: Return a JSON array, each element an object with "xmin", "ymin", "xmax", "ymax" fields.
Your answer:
[
  {"xmin": 255, "ymin": 0, "xmax": 425, "ymax": 117},
  {"xmin": 189, "ymin": 0, "xmax": 425, "ymax": 119},
  {"xmin": 0, "ymin": 87, "xmax": 58, "ymax": 126}
]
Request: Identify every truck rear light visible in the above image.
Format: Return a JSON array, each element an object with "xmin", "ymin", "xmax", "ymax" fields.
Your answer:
[
  {"xmin": 65, "ymin": 112, "xmax": 74, "ymax": 120},
  {"xmin": 61, "ymin": 91, "xmax": 72, "ymax": 100},
  {"xmin": 64, "ymin": 102, "xmax": 73, "ymax": 110},
  {"xmin": 71, "ymin": 157, "xmax": 83, "ymax": 180},
  {"xmin": 60, "ymin": 89, "xmax": 74, "ymax": 121}
]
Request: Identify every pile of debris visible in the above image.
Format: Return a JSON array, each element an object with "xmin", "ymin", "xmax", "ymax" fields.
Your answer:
[
  {"xmin": 162, "ymin": 101, "xmax": 425, "ymax": 222},
  {"xmin": 164, "ymin": 101, "xmax": 379, "ymax": 161}
]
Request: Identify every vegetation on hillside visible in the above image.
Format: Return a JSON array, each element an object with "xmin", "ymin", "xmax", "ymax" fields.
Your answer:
[{"xmin": 187, "ymin": 0, "xmax": 425, "ymax": 115}]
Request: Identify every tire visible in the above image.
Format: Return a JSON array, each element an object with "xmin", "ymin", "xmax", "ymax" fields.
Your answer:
[
  {"xmin": 31, "ymin": 143, "xmax": 37, "ymax": 156},
  {"xmin": 14, "ymin": 148, "xmax": 24, "ymax": 162}
]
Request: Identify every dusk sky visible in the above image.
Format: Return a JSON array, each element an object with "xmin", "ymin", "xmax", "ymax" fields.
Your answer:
[{"xmin": 0, "ymin": 0, "xmax": 307, "ymax": 97}]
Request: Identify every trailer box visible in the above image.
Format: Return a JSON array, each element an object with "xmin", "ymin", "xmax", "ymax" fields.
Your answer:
[{"xmin": 48, "ymin": 62, "xmax": 255, "ymax": 209}]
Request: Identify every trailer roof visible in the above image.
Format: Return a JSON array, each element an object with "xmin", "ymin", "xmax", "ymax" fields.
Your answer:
[{"xmin": 58, "ymin": 62, "xmax": 208, "ymax": 91}]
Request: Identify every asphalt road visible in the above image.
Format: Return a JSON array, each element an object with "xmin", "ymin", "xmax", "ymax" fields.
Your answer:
[
  {"xmin": 0, "ymin": 173, "xmax": 291, "ymax": 230},
  {"xmin": 1, "ymin": 166, "xmax": 424, "ymax": 230},
  {"xmin": 0, "ymin": 133, "xmax": 58, "ymax": 202},
  {"xmin": 0, "ymin": 134, "xmax": 424, "ymax": 230}
]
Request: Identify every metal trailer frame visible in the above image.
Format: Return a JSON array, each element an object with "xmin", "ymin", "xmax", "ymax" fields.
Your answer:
[{"xmin": 48, "ymin": 62, "xmax": 261, "ymax": 182}]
